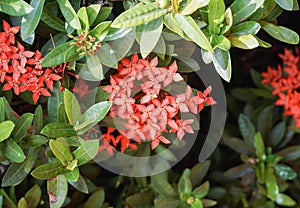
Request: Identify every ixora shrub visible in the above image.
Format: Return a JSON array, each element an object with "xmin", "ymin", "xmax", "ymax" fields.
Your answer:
[{"xmin": 0, "ymin": 0, "xmax": 299, "ymax": 208}]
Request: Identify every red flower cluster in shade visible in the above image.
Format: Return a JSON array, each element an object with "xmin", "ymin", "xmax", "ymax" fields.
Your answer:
[
  {"xmin": 261, "ymin": 48, "xmax": 300, "ymax": 127},
  {"xmin": 0, "ymin": 20, "xmax": 62, "ymax": 103},
  {"xmin": 99, "ymin": 54, "xmax": 216, "ymax": 155}
]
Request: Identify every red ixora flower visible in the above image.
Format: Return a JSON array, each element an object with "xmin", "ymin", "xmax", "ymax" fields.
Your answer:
[
  {"xmin": 261, "ymin": 48, "xmax": 300, "ymax": 127},
  {"xmin": 99, "ymin": 54, "xmax": 216, "ymax": 155},
  {"xmin": 0, "ymin": 20, "xmax": 62, "ymax": 104}
]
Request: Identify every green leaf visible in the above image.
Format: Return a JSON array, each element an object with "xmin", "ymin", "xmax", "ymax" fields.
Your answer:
[
  {"xmin": 56, "ymin": 0, "xmax": 81, "ymax": 30},
  {"xmin": 31, "ymin": 160, "xmax": 68, "ymax": 180},
  {"xmin": 47, "ymin": 175, "xmax": 68, "ymax": 208},
  {"xmin": 275, "ymin": 164, "xmax": 297, "ymax": 180},
  {"xmin": 0, "ymin": 121, "xmax": 15, "ymax": 142},
  {"xmin": 77, "ymin": 7, "xmax": 89, "ymax": 30},
  {"xmin": 277, "ymin": 145, "xmax": 300, "ymax": 161},
  {"xmin": 230, "ymin": 0, "xmax": 264, "ymax": 25},
  {"xmin": 238, "ymin": 114, "xmax": 255, "ymax": 147},
  {"xmin": 0, "ymin": 98, "xmax": 4, "ymax": 122},
  {"xmin": 48, "ymin": 82, "xmax": 64, "ymax": 123},
  {"xmin": 265, "ymin": 167, "xmax": 279, "ymax": 200},
  {"xmin": 190, "ymin": 161, "xmax": 210, "ymax": 187},
  {"xmin": 208, "ymin": 0, "xmax": 225, "ymax": 35},
  {"xmin": 86, "ymin": 55, "xmax": 104, "ymax": 81},
  {"xmin": 24, "ymin": 185, "xmax": 41, "ymax": 208},
  {"xmin": 104, "ymin": 28, "xmax": 133, "ymax": 41},
  {"xmin": 32, "ymin": 106, "xmax": 43, "ymax": 135},
  {"xmin": 275, "ymin": 193, "xmax": 296, "ymax": 206},
  {"xmin": 229, "ymin": 34, "xmax": 259, "ymax": 49},
  {"xmin": 17, "ymin": 198, "xmax": 27, "ymax": 208},
  {"xmin": 140, "ymin": 19, "xmax": 163, "ymax": 58},
  {"xmin": 41, "ymin": 7, "xmax": 66, "ymax": 32},
  {"xmin": 83, "ymin": 190, "xmax": 105, "ymax": 208},
  {"xmin": 0, "ymin": 0, "xmax": 33, "ymax": 16},
  {"xmin": 68, "ymin": 174, "xmax": 89, "ymax": 194},
  {"xmin": 89, "ymin": 21, "xmax": 111, "ymax": 41},
  {"xmin": 178, "ymin": 169, "xmax": 193, "ymax": 194},
  {"xmin": 95, "ymin": 87, "xmax": 110, "ymax": 102},
  {"xmin": 180, "ymin": 0, "xmax": 209, "ymax": 15},
  {"xmin": 3, "ymin": 97, "xmax": 18, "ymax": 123},
  {"xmin": 49, "ymin": 138, "xmax": 73, "ymax": 166},
  {"xmin": 269, "ymin": 122, "xmax": 286, "ymax": 147},
  {"xmin": 126, "ymin": 192, "xmax": 154, "ymax": 207},
  {"xmin": 260, "ymin": 21, "xmax": 299, "ymax": 44},
  {"xmin": 154, "ymin": 199, "xmax": 180, "ymax": 207},
  {"xmin": 41, "ymin": 123, "xmax": 77, "ymax": 138},
  {"xmin": 58, "ymin": 102, "xmax": 67, "ymax": 123},
  {"xmin": 230, "ymin": 21, "xmax": 261, "ymax": 35},
  {"xmin": 86, "ymin": 4, "xmax": 102, "ymax": 26},
  {"xmin": 201, "ymin": 199, "xmax": 217, "ymax": 207},
  {"xmin": 41, "ymin": 41, "xmax": 80, "ymax": 67},
  {"xmin": 64, "ymin": 89, "xmax": 82, "ymax": 125},
  {"xmin": 64, "ymin": 167, "xmax": 79, "ymax": 181},
  {"xmin": 72, "ymin": 140, "xmax": 99, "ymax": 166},
  {"xmin": 193, "ymin": 181, "xmax": 209, "ymax": 198},
  {"xmin": 163, "ymin": 13, "xmax": 186, "ymax": 38},
  {"xmin": 151, "ymin": 173, "xmax": 177, "ymax": 197},
  {"xmin": 21, "ymin": 0, "xmax": 45, "ymax": 41},
  {"xmin": 224, "ymin": 164, "xmax": 252, "ymax": 178},
  {"xmin": 174, "ymin": 14, "xmax": 213, "ymax": 52},
  {"xmin": 111, "ymin": 3, "xmax": 169, "ymax": 28},
  {"xmin": 0, "ymin": 189, "xmax": 17, "ymax": 208},
  {"xmin": 274, "ymin": 0, "xmax": 293, "ymax": 10},
  {"xmin": 92, "ymin": 7, "xmax": 112, "ymax": 26},
  {"xmin": 212, "ymin": 48, "xmax": 232, "ymax": 82},
  {"xmin": 254, "ymin": 132, "xmax": 265, "ymax": 161},
  {"xmin": 211, "ymin": 35, "xmax": 231, "ymax": 50},
  {"xmin": 12, "ymin": 113, "xmax": 34, "ymax": 142},
  {"xmin": 222, "ymin": 137, "xmax": 252, "ymax": 155},
  {"xmin": 4, "ymin": 138, "xmax": 26, "ymax": 163},
  {"xmin": 257, "ymin": 105, "xmax": 273, "ymax": 139}
]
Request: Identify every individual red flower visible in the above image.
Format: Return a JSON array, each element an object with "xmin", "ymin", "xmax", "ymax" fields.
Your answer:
[
  {"xmin": 168, "ymin": 119, "xmax": 194, "ymax": 140},
  {"xmin": 198, "ymin": 86, "xmax": 217, "ymax": 111},
  {"xmin": 2, "ymin": 20, "xmax": 20, "ymax": 44}
]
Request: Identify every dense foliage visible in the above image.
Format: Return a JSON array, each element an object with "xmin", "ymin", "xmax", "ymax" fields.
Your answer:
[{"xmin": 0, "ymin": 0, "xmax": 299, "ymax": 208}]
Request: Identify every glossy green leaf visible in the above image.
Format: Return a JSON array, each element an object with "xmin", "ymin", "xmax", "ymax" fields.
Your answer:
[
  {"xmin": 140, "ymin": 20, "xmax": 163, "ymax": 58},
  {"xmin": 265, "ymin": 167, "xmax": 279, "ymax": 200},
  {"xmin": 31, "ymin": 160, "xmax": 68, "ymax": 180},
  {"xmin": 64, "ymin": 89, "xmax": 82, "ymax": 125},
  {"xmin": 24, "ymin": 184, "xmax": 41, "ymax": 208},
  {"xmin": 178, "ymin": 169, "xmax": 193, "ymax": 194},
  {"xmin": 41, "ymin": 41, "xmax": 80, "ymax": 67},
  {"xmin": 3, "ymin": 97, "xmax": 18, "ymax": 124},
  {"xmin": 32, "ymin": 106, "xmax": 43, "ymax": 135},
  {"xmin": 47, "ymin": 175, "xmax": 68, "ymax": 208},
  {"xmin": 72, "ymin": 140, "xmax": 99, "ymax": 166},
  {"xmin": 180, "ymin": 0, "xmax": 209, "ymax": 15},
  {"xmin": 105, "ymin": 28, "xmax": 132, "ymax": 41},
  {"xmin": 275, "ymin": 164, "xmax": 297, "ymax": 180},
  {"xmin": 0, "ymin": 121, "xmax": 15, "ymax": 142},
  {"xmin": 64, "ymin": 167, "xmax": 79, "ymax": 181},
  {"xmin": 58, "ymin": 102, "xmax": 67, "ymax": 123},
  {"xmin": 229, "ymin": 34, "xmax": 259, "ymax": 49},
  {"xmin": 41, "ymin": 32, "xmax": 68, "ymax": 55},
  {"xmin": 41, "ymin": 123, "xmax": 77, "ymax": 138},
  {"xmin": 23, "ymin": 135, "xmax": 48, "ymax": 149},
  {"xmin": 193, "ymin": 181, "xmax": 209, "ymax": 198},
  {"xmin": 254, "ymin": 132, "xmax": 265, "ymax": 161},
  {"xmin": 41, "ymin": 7, "xmax": 66, "ymax": 32},
  {"xmin": 212, "ymin": 48, "xmax": 232, "ymax": 82},
  {"xmin": 238, "ymin": 114, "xmax": 255, "ymax": 147},
  {"xmin": 151, "ymin": 173, "xmax": 177, "ymax": 197},
  {"xmin": 208, "ymin": 0, "xmax": 225, "ymax": 35},
  {"xmin": 274, "ymin": 0, "xmax": 293, "ymax": 10},
  {"xmin": 211, "ymin": 35, "xmax": 231, "ymax": 50},
  {"xmin": 224, "ymin": 164, "xmax": 252, "ymax": 178},
  {"xmin": 277, "ymin": 145, "xmax": 300, "ymax": 161},
  {"xmin": 48, "ymin": 82, "xmax": 64, "ymax": 123},
  {"xmin": 163, "ymin": 13, "xmax": 186, "ymax": 38},
  {"xmin": 21, "ymin": 0, "xmax": 45, "ymax": 41},
  {"xmin": 77, "ymin": 7, "xmax": 89, "ymax": 30},
  {"xmin": 260, "ymin": 21, "xmax": 299, "ymax": 44},
  {"xmin": 56, "ymin": 0, "xmax": 81, "ymax": 30},
  {"xmin": 111, "ymin": 3, "xmax": 168, "ymax": 28},
  {"xmin": 257, "ymin": 105, "xmax": 273, "ymax": 139},
  {"xmin": 86, "ymin": 55, "xmax": 104, "ymax": 81},
  {"xmin": 49, "ymin": 138, "xmax": 73, "ymax": 166},
  {"xmin": 0, "ymin": 0, "xmax": 33, "ymax": 16},
  {"xmin": 92, "ymin": 7, "xmax": 112, "ymax": 26},
  {"xmin": 230, "ymin": 21, "xmax": 261, "ymax": 35},
  {"xmin": 276, "ymin": 193, "xmax": 296, "ymax": 206},
  {"xmin": 269, "ymin": 122, "xmax": 286, "ymax": 147},
  {"xmin": 230, "ymin": 0, "xmax": 264, "ymax": 25},
  {"xmin": 86, "ymin": 4, "xmax": 101, "ymax": 26},
  {"xmin": 89, "ymin": 21, "xmax": 111, "ymax": 41},
  {"xmin": 95, "ymin": 87, "xmax": 110, "ymax": 103},
  {"xmin": 0, "ymin": 98, "xmax": 4, "ymax": 122},
  {"xmin": 12, "ymin": 113, "xmax": 33, "ymax": 142},
  {"xmin": 175, "ymin": 14, "xmax": 213, "ymax": 52},
  {"xmin": 68, "ymin": 174, "xmax": 89, "ymax": 194},
  {"xmin": 83, "ymin": 190, "xmax": 104, "ymax": 208},
  {"xmin": 4, "ymin": 138, "xmax": 26, "ymax": 163},
  {"xmin": 223, "ymin": 137, "xmax": 252, "ymax": 155}
]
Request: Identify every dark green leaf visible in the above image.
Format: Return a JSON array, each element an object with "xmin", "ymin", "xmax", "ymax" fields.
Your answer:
[
  {"xmin": 56, "ymin": 0, "xmax": 81, "ymax": 30},
  {"xmin": 257, "ymin": 105, "xmax": 273, "ymax": 139},
  {"xmin": 0, "ymin": 0, "xmax": 33, "ymax": 16},
  {"xmin": 0, "ymin": 189, "xmax": 16, "ymax": 208},
  {"xmin": 86, "ymin": 4, "xmax": 101, "ymax": 26},
  {"xmin": 64, "ymin": 89, "xmax": 82, "ymax": 125},
  {"xmin": 24, "ymin": 184, "xmax": 41, "ymax": 208},
  {"xmin": 23, "ymin": 135, "xmax": 48, "ymax": 148},
  {"xmin": 275, "ymin": 164, "xmax": 297, "ymax": 180},
  {"xmin": 72, "ymin": 140, "xmax": 99, "ymax": 166},
  {"xmin": 190, "ymin": 161, "xmax": 210, "ymax": 187},
  {"xmin": 68, "ymin": 174, "xmax": 89, "ymax": 194},
  {"xmin": 4, "ymin": 138, "xmax": 26, "ymax": 163},
  {"xmin": 58, "ymin": 103, "xmax": 67, "ymax": 123},
  {"xmin": 31, "ymin": 160, "xmax": 68, "ymax": 180},
  {"xmin": 49, "ymin": 138, "xmax": 73, "ymax": 166},
  {"xmin": 92, "ymin": 7, "xmax": 112, "ymax": 26},
  {"xmin": 89, "ymin": 21, "xmax": 111, "ymax": 41},
  {"xmin": 48, "ymin": 82, "xmax": 64, "ymax": 123},
  {"xmin": 41, "ymin": 123, "xmax": 77, "ymax": 138},
  {"xmin": 0, "ymin": 98, "xmax": 4, "ymax": 122},
  {"xmin": 274, "ymin": 0, "xmax": 293, "ymax": 10},
  {"xmin": 269, "ymin": 122, "xmax": 286, "ymax": 147},
  {"xmin": 260, "ymin": 21, "xmax": 299, "ymax": 44},
  {"xmin": 0, "ymin": 121, "xmax": 15, "ymax": 142},
  {"xmin": 32, "ymin": 106, "xmax": 43, "ymax": 135},
  {"xmin": 83, "ymin": 190, "xmax": 104, "ymax": 208},
  {"xmin": 95, "ymin": 87, "xmax": 110, "ymax": 102},
  {"xmin": 224, "ymin": 164, "xmax": 253, "ymax": 178},
  {"xmin": 41, "ymin": 7, "xmax": 66, "ymax": 32},
  {"xmin": 212, "ymin": 48, "xmax": 232, "ymax": 82},
  {"xmin": 208, "ymin": 0, "xmax": 225, "ymax": 35},
  {"xmin": 3, "ymin": 97, "xmax": 18, "ymax": 123},
  {"xmin": 126, "ymin": 192, "xmax": 154, "ymax": 207},
  {"xmin": 41, "ymin": 33, "xmax": 69, "ymax": 56},
  {"xmin": 238, "ymin": 113, "xmax": 255, "ymax": 147},
  {"xmin": 223, "ymin": 137, "xmax": 253, "ymax": 154},
  {"xmin": 12, "ymin": 113, "xmax": 34, "ymax": 142},
  {"xmin": 230, "ymin": 21, "xmax": 261, "ymax": 35},
  {"xmin": 21, "ymin": 0, "xmax": 45, "ymax": 40},
  {"xmin": 47, "ymin": 175, "xmax": 68, "ymax": 208},
  {"xmin": 277, "ymin": 145, "xmax": 300, "ymax": 161},
  {"xmin": 151, "ymin": 173, "xmax": 177, "ymax": 197},
  {"xmin": 154, "ymin": 199, "xmax": 180, "ymax": 207}
]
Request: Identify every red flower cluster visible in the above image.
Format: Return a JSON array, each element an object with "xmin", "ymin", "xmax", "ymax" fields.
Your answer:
[
  {"xmin": 0, "ymin": 20, "xmax": 62, "ymax": 103},
  {"xmin": 261, "ymin": 48, "xmax": 300, "ymax": 127},
  {"xmin": 99, "ymin": 54, "xmax": 216, "ymax": 154}
]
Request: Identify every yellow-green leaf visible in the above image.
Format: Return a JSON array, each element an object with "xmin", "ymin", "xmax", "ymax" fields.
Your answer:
[
  {"xmin": 228, "ymin": 34, "xmax": 259, "ymax": 49},
  {"xmin": 49, "ymin": 138, "xmax": 73, "ymax": 166},
  {"xmin": 0, "ymin": 121, "xmax": 15, "ymax": 142}
]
